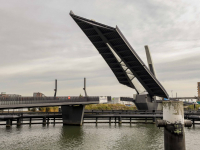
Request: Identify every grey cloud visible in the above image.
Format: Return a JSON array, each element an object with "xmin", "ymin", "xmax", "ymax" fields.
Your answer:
[{"xmin": 0, "ymin": 0, "xmax": 200, "ymax": 97}]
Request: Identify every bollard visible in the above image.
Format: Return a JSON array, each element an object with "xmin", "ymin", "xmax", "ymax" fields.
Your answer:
[{"xmin": 156, "ymin": 101, "xmax": 192, "ymax": 150}]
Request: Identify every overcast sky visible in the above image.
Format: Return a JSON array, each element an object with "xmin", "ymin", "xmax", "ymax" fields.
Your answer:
[{"xmin": 0, "ymin": 0, "xmax": 200, "ymax": 97}]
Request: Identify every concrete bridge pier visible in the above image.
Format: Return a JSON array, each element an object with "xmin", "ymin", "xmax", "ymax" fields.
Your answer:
[
  {"xmin": 163, "ymin": 101, "xmax": 185, "ymax": 150},
  {"xmin": 156, "ymin": 101, "xmax": 192, "ymax": 150},
  {"xmin": 61, "ymin": 105, "xmax": 85, "ymax": 126}
]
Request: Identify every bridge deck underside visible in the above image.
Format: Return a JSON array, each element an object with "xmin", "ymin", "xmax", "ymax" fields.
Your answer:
[
  {"xmin": 0, "ymin": 96, "xmax": 109, "ymax": 109},
  {"xmin": 70, "ymin": 11, "xmax": 168, "ymax": 98},
  {"xmin": 0, "ymin": 101, "xmax": 99, "ymax": 109}
]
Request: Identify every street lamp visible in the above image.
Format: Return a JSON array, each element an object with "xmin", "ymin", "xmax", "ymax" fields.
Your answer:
[{"xmin": 171, "ymin": 90, "xmax": 173, "ymax": 98}]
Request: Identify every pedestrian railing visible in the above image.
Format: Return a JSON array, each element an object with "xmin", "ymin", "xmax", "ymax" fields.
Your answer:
[{"xmin": 0, "ymin": 96, "xmax": 104, "ymax": 105}]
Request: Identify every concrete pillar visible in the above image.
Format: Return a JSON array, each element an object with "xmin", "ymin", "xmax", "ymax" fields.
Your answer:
[
  {"xmin": 47, "ymin": 117, "xmax": 49, "ymax": 124},
  {"xmin": 43, "ymin": 117, "xmax": 46, "ymax": 125},
  {"xmin": 163, "ymin": 101, "xmax": 185, "ymax": 150},
  {"xmin": 6, "ymin": 119, "xmax": 12, "ymax": 127},
  {"xmin": 17, "ymin": 118, "xmax": 21, "ymax": 126},
  {"xmin": 29, "ymin": 118, "xmax": 32, "ymax": 125},
  {"xmin": 118, "ymin": 116, "xmax": 122, "ymax": 124},
  {"xmin": 61, "ymin": 105, "xmax": 85, "ymax": 126},
  {"xmin": 109, "ymin": 117, "xmax": 111, "ymax": 124},
  {"xmin": 153, "ymin": 117, "xmax": 156, "ymax": 123}
]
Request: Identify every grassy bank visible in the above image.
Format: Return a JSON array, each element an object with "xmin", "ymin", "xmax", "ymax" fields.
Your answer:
[
  {"xmin": 186, "ymin": 104, "xmax": 200, "ymax": 110},
  {"xmin": 29, "ymin": 106, "xmax": 59, "ymax": 112},
  {"xmin": 85, "ymin": 104, "xmax": 137, "ymax": 110}
]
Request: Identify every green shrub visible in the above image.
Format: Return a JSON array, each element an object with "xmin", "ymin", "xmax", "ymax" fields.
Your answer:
[
  {"xmin": 85, "ymin": 104, "xmax": 137, "ymax": 110},
  {"xmin": 46, "ymin": 107, "xmax": 51, "ymax": 112},
  {"xmin": 187, "ymin": 104, "xmax": 200, "ymax": 110},
  {"xmin": 39, "ymin": 107, "xmax": 46, "ymax": 112},
  {"xmin": 30, "ymin": 108, "xmax": 37, "ymax": 112}
]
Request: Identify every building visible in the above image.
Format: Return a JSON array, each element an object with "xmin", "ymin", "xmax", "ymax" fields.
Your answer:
[
  {"xmin": 0, "ymin": 92, "xmax": 25, "ymax": 112},
  {"xmin": 0, "ymin": 92, "xmax": 21, "ymax": 98},
  {"xmin": 111, "ymin": 97, "xmax": 135, "ymax": 106},
  {"xmin": 33, "ymin": 92, "xmax": 45, "ymax": 97},
  {"xmin": 198, "ymin": 82, "xmax": 200, "ymax": 97}
]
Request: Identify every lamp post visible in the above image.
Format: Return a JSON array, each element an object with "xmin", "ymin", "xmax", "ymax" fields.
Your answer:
[{"xmin": 171, "ymin": 90, "xmax": 173, "ymax": 98}]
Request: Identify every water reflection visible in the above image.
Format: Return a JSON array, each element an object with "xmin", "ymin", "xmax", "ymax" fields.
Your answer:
[
  {"xmin": 58, "ymin": 126, "xmax": 84, "ymax": 150},
  {"xmin": 109, "ymin": 124, "xmax": 164, "ymax": 150},
  {"xmin": 0, "ymin": 124, "xmax": 199, "ymax": 150}
]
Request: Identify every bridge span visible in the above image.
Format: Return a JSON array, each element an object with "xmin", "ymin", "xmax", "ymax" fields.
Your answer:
[
  {"xmin": 0, "ymin": 96, "xmax": 106, "ymax": 109},
  {"xmin": 0, "ymin": 96, "xmax": 111, "ymax": 126}
]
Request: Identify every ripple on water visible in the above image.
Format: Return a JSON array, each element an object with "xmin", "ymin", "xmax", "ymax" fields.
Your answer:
[{"xmin": 0, "ymin": 124, "xmax": 199, "ymax": 150}]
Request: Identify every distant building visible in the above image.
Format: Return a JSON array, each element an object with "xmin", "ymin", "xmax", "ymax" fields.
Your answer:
[
  {"xmin": 111, "ymin": 97, "xmax": 135, "ymax": 106},
  {"xmin": 198, "ymin": 82, "xmax": 200, "ymax": 97},
  {"xmin": 33, "ymin": 92, "xmax": 45, "ymax": 97},
  {"xmin": 0, "ymin": 92, "xmax": 25, "ymax": 112},
  {"xmin": 0, "ymin": 92, "xmax": 21, "ymax": 98}
]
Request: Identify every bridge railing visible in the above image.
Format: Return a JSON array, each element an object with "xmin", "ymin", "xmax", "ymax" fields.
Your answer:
[{"xmin": 0, "ymin": 96, "xmax": 100, "ymax": 105}]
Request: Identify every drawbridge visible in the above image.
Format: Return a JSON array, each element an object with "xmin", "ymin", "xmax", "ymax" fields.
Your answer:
[{"xmin": 70, "ymin": 11, "xmax": 169, "ymax": 110}]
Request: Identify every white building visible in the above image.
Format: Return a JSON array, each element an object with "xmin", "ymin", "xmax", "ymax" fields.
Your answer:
[{"xmin": 110, "ymin": 97, "xmax": 135, "ymax": 106}]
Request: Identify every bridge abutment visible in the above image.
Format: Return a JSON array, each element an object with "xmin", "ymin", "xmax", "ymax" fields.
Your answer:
[{"xmin": 61, "ymin": 105, "xmax": 85, "ymax": 126}]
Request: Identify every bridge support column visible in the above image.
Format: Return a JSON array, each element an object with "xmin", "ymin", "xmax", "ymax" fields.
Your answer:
[
  {"xmin": 6, "ymin": 119, "xmax": 12, "ymax": 127},
  {"xmin": 61, "ymin": 105, "xmax": 85, "ymax": 126},
  {"xmin": 17, "ymin": 118, "xmax": 21, "ymax": 126},
  {"xmin": 153, "ymin": 117, "xmax": 156, "ymax": 123},
  {"xmin": 43, "ymin": 117, "xmax": 46, "ymax": 125},
  {"xmin": 109, "ymin": 117, "xmax": 111, "ymax": 124},
  {"xmin": 29, "ymin": 118, "xmax": 32, "ymax": 125},
  {"xmin": 118, "ymin": 116, "xmax": 122, "ymax": 124},
  {"xmin": 163, "ymin": 101, "xmax": 185, "ymax": 150},
  {"xmin": 156, "ymin": 101, "xmax": 193, "ymax": 150},
  {"xmin": 47, "ymin": 117, "xmax": 49, "ymax": 125}
]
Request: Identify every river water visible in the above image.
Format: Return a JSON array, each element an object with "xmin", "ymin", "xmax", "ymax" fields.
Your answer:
[{"xmin": 0, "ymin": 123, "xmax": 199, "ymax": 150}]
